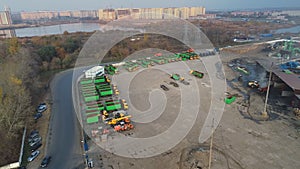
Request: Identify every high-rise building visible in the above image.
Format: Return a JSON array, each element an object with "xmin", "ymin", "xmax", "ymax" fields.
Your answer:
[
  {"xmin": 59, "ymin": 11, "xmax": 72, "ymax": 18},
  {"xmin": 98, "ymin": 9, "xmax": 116, "ymax": 21},
  {"xmin": 20, "ymin": 11, "xmax": 59, "ymax": 20},
  {"xmin": 0, "ymin": 29, "xmax": 16, "ymax": 38},
  {"xmin": 116, "ymin": 8, "xmax": 131, "ymax": 19},
  {"xmin": 98, "ymin": 6, "xmax": 206, "ymax": 21},
  {"xmin": 0, "ymin": 6, "xmax": 12, "ymax": 25}
]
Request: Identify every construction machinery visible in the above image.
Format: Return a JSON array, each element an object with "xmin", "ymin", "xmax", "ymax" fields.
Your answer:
[
  {"xmin": 170, "ymin": 74, "xmax": 190, "ymax": 85},
  {"xmin": 104, "ymin": 112, "xmax": 134, "ymax": 132},
  {"xmin": 293, "ymin": 108, "xmax": 300, "ymax": 119},
  {"xmin": 107, "ymin": 114, "xmax": 131, "ymax": 125},
  {"xmin": 236, "ymin": 66, "xmax": 250, "ymax": 75},
  {"xmin": 105, "ymin": 65, "xmax": 118, "ymax": 75},
  {"xmin": 248, "ymin": 80, "xmax": 259, "ymax": 88}
]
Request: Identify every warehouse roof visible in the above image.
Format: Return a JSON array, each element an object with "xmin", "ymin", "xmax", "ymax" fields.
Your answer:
[{"xmin": 273, "ymin": 70, "xmax": 300, "ymax": 91}]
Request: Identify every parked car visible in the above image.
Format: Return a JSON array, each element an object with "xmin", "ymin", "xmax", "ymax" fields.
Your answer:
[
  {"xmin": 29, "ymin": 137, "xmax": 42, "ymax": 147},
  {"xmin": 40, "ymin": 156, "xmax": 52, "ymax": 168},
  {"xmin": 30, "ymin": 142, "xmax": 42, "ymax": 152},
  {"xmin": 29, "ymin": 130, "xmax": 39, "ymax": 140},
  {"xmin": 37, "ymin": 103, "xmax": 47, "ymax": 113},
  {"xmin": 27, "ymin": 150, "xmax": 40, "ymax": 162},
  {"xmin": 34, "ymin": 113, "xmax": 42, "ymax": 120},
  {"xmin": 29, "ymin": 130, "xmax": 39, "ymax": 136},
  {"xmin": 160, "ymin": 85, "xmax": 169, "ymax": 91},
  {"xmin": 28, "ymin": 134, "xmax": 41, "ymax": 143},
  {"xmin": 170, "ymin": 82, "xmax": 179, "ymax": 87}
]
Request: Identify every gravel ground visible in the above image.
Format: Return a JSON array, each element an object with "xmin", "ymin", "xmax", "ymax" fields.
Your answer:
[{"xmin": 85, "ymin": 47, "xmax": 300, "ymax": 169}]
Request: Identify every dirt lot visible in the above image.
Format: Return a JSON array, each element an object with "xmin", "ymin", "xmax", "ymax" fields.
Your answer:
[{"xmin": 85, "ymin": 48, "xmax": 300, "ymax": 169}]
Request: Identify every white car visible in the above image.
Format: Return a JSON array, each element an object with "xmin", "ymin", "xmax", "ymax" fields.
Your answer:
[
  {"xmin": 27, "ymin": 150, "xmax": 40, "ymax": 162},
  {"xmin": 37, "ymin": 103, "xmax": 47, "ymax": 113}
]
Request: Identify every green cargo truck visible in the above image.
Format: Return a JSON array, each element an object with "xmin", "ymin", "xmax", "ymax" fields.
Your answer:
[
  {"xmin": 190, "ymin": 70, "xmax": 204, "ymax": 78},
  {"xmin": 105, "ymin": 65, "xmax": 118, "ymax": 75}
]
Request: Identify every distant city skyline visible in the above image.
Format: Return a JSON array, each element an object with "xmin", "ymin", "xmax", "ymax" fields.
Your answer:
[{"xmin": 0, "ymin": 0, "xmax": 300, "ymax": 12}]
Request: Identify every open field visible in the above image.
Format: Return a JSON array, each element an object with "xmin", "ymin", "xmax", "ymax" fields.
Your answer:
[{"xmin": 83, "ymin": 47, "xmax": 300, "ymax": 169}]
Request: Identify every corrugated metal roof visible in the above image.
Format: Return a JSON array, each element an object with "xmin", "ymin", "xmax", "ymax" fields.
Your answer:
[{"xmin": 273, "ymin": 70, "xmax": 300, "ymax": 91}]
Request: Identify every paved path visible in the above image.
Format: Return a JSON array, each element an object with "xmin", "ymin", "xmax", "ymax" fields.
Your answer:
[{"xmin": 46, "ymin": 69, "xmax": 84, "ymax": 169}]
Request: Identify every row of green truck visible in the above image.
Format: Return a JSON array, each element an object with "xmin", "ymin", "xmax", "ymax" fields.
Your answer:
[
  {"xmin": 123, "ymin": 51, "xmax": 199, "ymax": 72},
  {"xmin": 80, "ymin": 74, "xmax": 127, "ymax": 124}
]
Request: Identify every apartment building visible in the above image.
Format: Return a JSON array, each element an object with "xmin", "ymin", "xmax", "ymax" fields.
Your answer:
[{"xmin": 99, "ymin": 6, "xmax": 205, "ymax": 21}]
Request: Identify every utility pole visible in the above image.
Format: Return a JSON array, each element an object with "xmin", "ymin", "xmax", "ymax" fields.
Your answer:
[
  {"xmin": 208, "ymin": 118, "xmax": 214, "ymax": 169},
  {"xmin": 262, "ymin": 62, "xmax": 273, "ymax": 119}
]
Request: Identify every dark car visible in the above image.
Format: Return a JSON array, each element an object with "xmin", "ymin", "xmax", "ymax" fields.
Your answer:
[
  {"xmin": 30, "ymin": 142, "xmax": 42, "ymax": 152},
  {"xmin": 30, "ymin": 130, "xmax": 39, "ymax": 136},
  {"xmin": 160, "ymin": 85, "xmax": 169, "ymax": 91},
  {"xmin": 40, "ymin": 156, "xmax": 52, "ymax": 168},
  {"xmin": 29, "ymin": 135, "xmax": 41, "ymax": 146},
  {"xmin": 34, "ymin": 113, "xmax": 42, "ymax": 120},
  {"xmin": 170, "ymin": 82, "xmax": 179, "ymax": 87}
]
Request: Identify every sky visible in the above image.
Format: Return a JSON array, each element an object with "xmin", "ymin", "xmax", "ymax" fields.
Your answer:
[{"xmin": 0, "ymin": 0, "xmax": 299, "ymax": 12}]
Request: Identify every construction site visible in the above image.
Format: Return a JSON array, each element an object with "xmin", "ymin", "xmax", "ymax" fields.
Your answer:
[{"xmin": 75, "ymin": 35, "xmax": 300, "ymax": 169}]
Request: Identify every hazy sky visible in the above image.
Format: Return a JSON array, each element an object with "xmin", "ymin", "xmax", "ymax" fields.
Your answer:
[{"xmin": 0, "ymin": 0, "xmax": 299, "ymax": 12}]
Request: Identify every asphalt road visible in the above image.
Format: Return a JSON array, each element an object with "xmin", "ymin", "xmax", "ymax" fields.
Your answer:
[{"xmin": 46, "ymin": 69, "xmax": 84, "ymax": 169}]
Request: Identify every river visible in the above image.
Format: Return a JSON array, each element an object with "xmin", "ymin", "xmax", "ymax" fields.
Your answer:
[
  {"xmin": 2, "ymin": 23, "xmax": 102, "ymax": 38},
  {"xmin": 2, "ymin": 22, "xmax": 300, "ymax": 38},
  {"xmin": 274, "ymin": 25, "xmax": 300, "ymax": 34}
]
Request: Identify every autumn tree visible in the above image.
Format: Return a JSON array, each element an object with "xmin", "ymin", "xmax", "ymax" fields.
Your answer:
[
  {"xmin": 7, "ymin": 37, "xmax": 20, "ymax": 55},
  {"xmin": 38, "ymin": 45, "xmax": 57, "ymax": 62}
]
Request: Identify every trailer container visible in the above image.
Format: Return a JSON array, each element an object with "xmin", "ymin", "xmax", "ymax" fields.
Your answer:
[
  {"xmin": 86, "ymin": 101, "xmax": 103, "ymax": 106},
  {"xmin": 87, "ymin": 116, "xmax": 99, "ymax": 124},
  {"xmin": 105, "ymin": 101, "xmax": 120, "ymax": 105},
  {"xmin": 81, "ymin": 86, "xmax": 96, "ymax": 90},
  {"xmin": 99, "ymin": 90, "xmax": 113, "ymax": 97},
  {"xmin": 86, "ymin": 111, "xmax": 100, "ymax": 116},
  {"xmin": 94, "ymin": 78, "xmax": 106, "ymax": 84},
  {"xmin": 84, "ymin": 95, "xmax": 100, "ymax": 102},
  {"xmin": 87, "ymin": 107, "xmax": 104, "ymax": 112},
  {"xmin": 86, "ymin": 107, "xmax": 104, "ymax": 111},
  {"xmin": 87, "ymin": 114, "xmax": 100, "ymax": 119},
  {"xmin": 96, "ymin": 86, "xmax": 112, "ymax": 91},
  {"xmin": 106, "ymin": 104, "xmax": 122, "ymax": 111},
  {"xmin": 82, "ymin": 91, "xmax": 98, "ymax": 95},
  {"xmin": 80, "ymin": 79, "xmax": 93, "ymax": 85}
]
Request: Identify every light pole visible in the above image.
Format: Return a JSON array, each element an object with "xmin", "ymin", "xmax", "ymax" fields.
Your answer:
[
  {"xmin": 208, "ymin": 118, "xmax": 214, "ymax": 169},
  {"xmin": 262, "ymin": 62, "xmax": 273, "ymax": 119}
]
